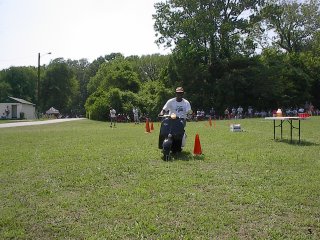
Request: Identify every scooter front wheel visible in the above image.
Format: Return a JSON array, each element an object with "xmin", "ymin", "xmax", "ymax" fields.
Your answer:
[
  {"xmin": 164, "ymin": 153, "xmax": 170, "ymax": 161},
  {"xmin": 163, "ymin": 149, "xmax": 171, "ymax": 161}
]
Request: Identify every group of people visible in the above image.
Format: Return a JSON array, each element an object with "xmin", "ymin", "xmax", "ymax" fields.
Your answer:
[
  {"xmin": 108, "ymin": 106, "xmax": 142, "ymax": 128},
  {"xmin": 219, "ymin": 104, "xmax": 319, "ymax": 119},
  {"xmin": 224, "ymin": 106, "xmax": 244, "ymax": 119}
]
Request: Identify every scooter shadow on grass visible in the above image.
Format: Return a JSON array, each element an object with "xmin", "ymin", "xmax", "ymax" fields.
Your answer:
[{"xmin": 162, "ymin": 151, "xmax": 204, "ymax": 161}]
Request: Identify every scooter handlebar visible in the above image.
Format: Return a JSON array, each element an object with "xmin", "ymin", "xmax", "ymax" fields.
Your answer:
[{"xmin": 158, "ymin": 114, "xmax": 171, "ymax": 118}]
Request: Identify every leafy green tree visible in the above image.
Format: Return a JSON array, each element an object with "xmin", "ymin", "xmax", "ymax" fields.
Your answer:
[
  {"xmin": 0, "ymin": 81, "xmax": 12, "ymax": 102},
  {"xmin": 87, "ymin": 55, "xmax": 126, "ymax": 95},
  {"xmin": 154, "ymin": 0, "xmax": 263, "ymax": 62},
  {"xmin": 213, "ymin": 56, "xmax": 267, "ymax": 111},
  {"xmin": 104, "ymin": 53, "xmax": 124, "ymax": 62},
  {"xmin": 127, "ymin": 54, "xmax": 170, "ymax": 82},
  {"xmin": 0, "ymin": 67, "xmax": 37, "ymax": 102},
  {"xmin": 139, "ymin": 80, "xmax": 172, "ymax": 120},
  {"xmin": 84, "ymin": 89, "xmax": 109, "ymax": 120},
  {"xmin": 254, "ymin": 49, "xmax": 288, "ymax": 108},
  {"xmin": 85, "ymin": 88, "xmax": 141, "ymax": 120},
  {"xmin": 66, "ymin": 58, "xmax": 91, "ymax": 115},
  {"xmin": 166, "ymin": 45, "xmax": 212, "ymax": 111},
  {"xmin": 41, "ymin": 60, "xmax": 79, "ymax": 113},
  {"xmin": 260, "ymin": 0, "xmax": 320, "ymax": 53},
  {"xmin": 292, "ymin": 52, "xmax": 320, "ymax": 108},
  {"xmin": 306, "ymin": 31, "xmax": 320, "ymax": 56},
  {"xmin": 120, "ymin": 90, "xmax": 142, "ymax": 114},
  {"xmin": 88, "ymin": 58, "xmax": 140, "ymax": 94},
  {"xmin": 282, "ymin": 54, "xmax": 313, "ymax": 105},
  {"xmin": 259, "ymin": 49, "xmax": 315, "ymax": 108},
  {"xmin": 153, "ymin": 0, "xmax": 266, "ymax": 114},
  {"xmin": 86, "ymin": 56, "xmax": 107, "ymax": 80}
]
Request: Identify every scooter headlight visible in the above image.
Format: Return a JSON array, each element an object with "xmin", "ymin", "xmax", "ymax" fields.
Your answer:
[{"xmin": 170, "ymin": 113, "xmax": 177, "ymax": 119}]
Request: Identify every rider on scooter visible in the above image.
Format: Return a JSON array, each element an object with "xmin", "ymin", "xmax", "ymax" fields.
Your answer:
[{"xmin": 158, "ymin": 87, "xmax": 192, "ymax": 157}]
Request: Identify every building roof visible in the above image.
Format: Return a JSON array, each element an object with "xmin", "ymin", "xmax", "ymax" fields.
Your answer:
[{"xmin": 8, "ymin": 97, "xmax": 34, "ymax": 105}]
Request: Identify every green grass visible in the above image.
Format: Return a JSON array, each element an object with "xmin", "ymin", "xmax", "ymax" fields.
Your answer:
[{"xmin": 1, "ymin": 117, "xmax": 320, "ymax": 239}]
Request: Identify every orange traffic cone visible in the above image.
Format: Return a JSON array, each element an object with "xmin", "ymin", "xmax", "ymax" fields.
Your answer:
[
  {"xmin": 209, "ymin": 116, "xmax": 212, "ymax": 127},
  {"xmin": 193, "ymin": 134, "xmax": 202, "ymax": 155},
  {"xmin": 145, "ymin": 118, "xmax": 151, "ymax": 133},
  {"xmin": 151, "ymin": 122, "xmax": 154, "ymax": 131}
]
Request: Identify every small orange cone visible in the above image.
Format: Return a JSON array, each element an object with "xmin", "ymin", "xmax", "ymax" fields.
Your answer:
[
  {"xmin": 209, "ymin": 116, "xmax": 212, "ymax": 127},
  {"xmin": 151, "ymin": 122, "xmax": 154, "ymax": 131},
  {"xmin": 145, "ymin": 118, "xmax": 150, "ymax": 133},
  {"xmin": 193, "ymin": 134, "xmax": 202, "ymax": 155}
]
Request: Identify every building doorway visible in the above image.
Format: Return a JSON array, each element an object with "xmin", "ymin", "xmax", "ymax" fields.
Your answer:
[{"xmin": 11, "ymin": 105, "xmax": 17, "ymax": 118}]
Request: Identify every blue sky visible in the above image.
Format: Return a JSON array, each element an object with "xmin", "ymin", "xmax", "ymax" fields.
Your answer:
[{"xmin": 0, "ymin": 0, "xmax": 169, "ymax": 70}]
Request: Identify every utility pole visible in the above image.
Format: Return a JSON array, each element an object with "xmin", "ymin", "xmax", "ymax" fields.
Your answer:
[{"xmin": 37, "ymin": 52, "xmax": 51, "ymax": 117}]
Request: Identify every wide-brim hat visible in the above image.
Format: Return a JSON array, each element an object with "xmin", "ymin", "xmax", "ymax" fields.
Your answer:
[{"xmin": 175, "ymin": 87, "xmax": 184, "ymax": 93}]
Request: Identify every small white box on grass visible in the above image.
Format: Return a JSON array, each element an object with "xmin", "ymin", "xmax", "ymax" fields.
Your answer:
[{"xmin": 230, "ymin": 124, "xmax": 242, "ymax": 132}]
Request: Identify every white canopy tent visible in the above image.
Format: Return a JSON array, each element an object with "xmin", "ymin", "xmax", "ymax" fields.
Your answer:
[{"xmin": 46, "ymin": 107, "xmax": 59, "ymax": 115}]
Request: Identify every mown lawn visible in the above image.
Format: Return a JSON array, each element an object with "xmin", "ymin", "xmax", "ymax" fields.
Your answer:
[{"xmin": 1, "ymin": 117, "xmax": 319, "ymax": 239}]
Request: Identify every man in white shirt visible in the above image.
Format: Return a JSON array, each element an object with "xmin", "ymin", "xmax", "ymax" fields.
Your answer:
[
  {"xmin": 133, "ymin": 107, "xmax": 139, "ymax": 124},
  {"xmin": 109, "ymin": 107, "xmax": 116, "ymax": 127},
  {"xmin": 248, "ymin": 106, "xmax": 253, "ymax": 118},
  {"xmin": 237, "ymin": 106, "xmax": 243, "ymax": 119},
  {"xmin": 160, "ymin": 87, "xmax": 192, "ymax": 126}
]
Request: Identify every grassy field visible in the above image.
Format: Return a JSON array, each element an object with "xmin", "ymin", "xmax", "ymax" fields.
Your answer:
[{"xmin": 1, "ymin": 117, "xmax": 319, "ymax": 239}]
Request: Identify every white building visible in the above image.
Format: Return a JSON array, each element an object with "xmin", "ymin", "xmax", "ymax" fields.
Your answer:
[{"xmin": 0, "ymin": 97, "xmax": 36, "ymax": 120}]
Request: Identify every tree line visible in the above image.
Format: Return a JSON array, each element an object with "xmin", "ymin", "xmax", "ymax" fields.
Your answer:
[{"xmin": 1, "ymin": 0, "xmax": 319, "ymax": 120}]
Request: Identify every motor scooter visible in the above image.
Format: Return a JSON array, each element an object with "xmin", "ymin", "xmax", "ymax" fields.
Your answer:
[{"xmin": 158, "ymin": 113, "xmax": 185, "ymax": 160}]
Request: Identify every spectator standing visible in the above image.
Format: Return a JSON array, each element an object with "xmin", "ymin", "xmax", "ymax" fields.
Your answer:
[
  {"xmin": 201, "ymin": 110, "xmax": 205, "ymax": 119},
  {"xmin": 109, "ymin": 107, "xmax": 116, "ymax": 128},
  {"xmin": 308, "ymin": 102, "xmax": 314, "ymax": 115},
  {"xmin": 224, "ymin": 108, "xmax": 230, "ymax": 119},
  {"xmin": 248, "ymin": 106, "xmax": 253, "ymax": 118},
  {"xmin": 209, "ymin": 107, "xmax": 215, "ymax": 118},
  {"xmin": 231, "ymin": 107, "xmax": 236, "ymax": 118},
  {"xmin": 237, "ymin": 106, "xmax": 243, "ymax": 119},
  {"xmin": 5, "ymin": 106, "xmax": 10, "ymax": 119},
  {"xmin": 196, "ymin": 109, "xmax": 201, "ymax": 121},
  {"xmin": 133, "ymin": 107, "xmax": 140, "ymax": 124}
]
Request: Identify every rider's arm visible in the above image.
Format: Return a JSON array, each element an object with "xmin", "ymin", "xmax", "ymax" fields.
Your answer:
[
  {"xmin": 159, "ymin": 109, "xmax": 168, "ymax": 116},
  {"xmin": 161, "ymin": 99, "xmax": 172, "ymax": 115}
]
